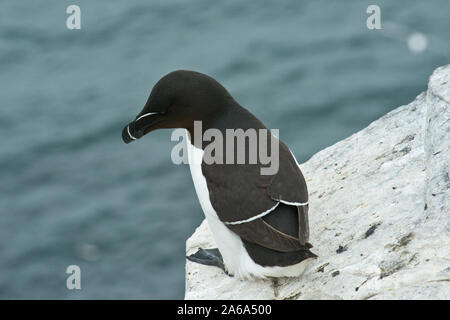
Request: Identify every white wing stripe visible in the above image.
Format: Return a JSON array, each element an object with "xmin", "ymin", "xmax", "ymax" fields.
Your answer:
[
  {"xmin": 279, "ymin": 199, "xmax": 309, "ymax": 206},
  {"xmin": 224, "ymin": 202, "xmax": 280, "ymax": 225},
  {"xmin": 223, "ymin": 199, "xmax": 309, "ymax": 225}
]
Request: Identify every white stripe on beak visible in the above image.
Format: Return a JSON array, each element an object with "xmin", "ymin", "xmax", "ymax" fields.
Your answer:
[
  {"xmin": 127, "ymin": 125, "xmax": 137, "ymax": 140},
  {"xmin": 136, "ymin": 112, "xmax": 159, "ymax": 122}
]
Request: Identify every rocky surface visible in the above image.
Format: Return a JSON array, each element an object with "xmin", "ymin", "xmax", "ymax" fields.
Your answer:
[{"xmin": 185, "ymin": 65, "xmax": 450, "ymax": 300}]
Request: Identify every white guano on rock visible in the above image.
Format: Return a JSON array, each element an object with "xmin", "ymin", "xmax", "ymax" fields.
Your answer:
[{"xmin": 185, "ymin": 65, "xmax": 450, "ymax": 300}]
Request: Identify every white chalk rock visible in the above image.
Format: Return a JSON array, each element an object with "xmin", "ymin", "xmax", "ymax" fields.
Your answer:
[{"xmin": 185, "ymin": 65, "xmax": 450, "ymax": 300}]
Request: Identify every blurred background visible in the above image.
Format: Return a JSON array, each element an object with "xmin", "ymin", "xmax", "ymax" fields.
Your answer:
[{"xmin": 0, "ymin": 0, "xmax": 448, "ymax": 299}]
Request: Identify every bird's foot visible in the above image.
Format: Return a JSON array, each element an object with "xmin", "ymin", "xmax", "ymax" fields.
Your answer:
[{"xmin": 187, "ymin": 248, "xmax": 233, "ymax": 277}]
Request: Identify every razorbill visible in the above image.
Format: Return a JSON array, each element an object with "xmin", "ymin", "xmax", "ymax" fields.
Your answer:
[{"xmin": 122, "ymin": 70, "xmax": 317, "ymax": 278}]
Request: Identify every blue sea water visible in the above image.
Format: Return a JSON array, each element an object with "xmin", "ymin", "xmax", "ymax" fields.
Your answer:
[{"xmin": 0, "ymin": 0, "xmax": 448, "ymax": 299}]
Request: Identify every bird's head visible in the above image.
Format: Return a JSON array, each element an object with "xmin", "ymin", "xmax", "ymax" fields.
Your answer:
[{"xmin": 122, "ymin": 70, "xmax": 233, "ymax": 144}]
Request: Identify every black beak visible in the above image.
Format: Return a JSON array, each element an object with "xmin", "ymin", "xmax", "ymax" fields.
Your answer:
[
  {"xmin": 122, "ymin": 121, "xmax": 142, "ymax": 144},
  {"xmin": 122, "ymin": 112, "xmax": 162, "ymax": 144}
]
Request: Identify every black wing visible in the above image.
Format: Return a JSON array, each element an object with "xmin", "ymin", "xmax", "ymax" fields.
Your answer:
[{"xmin": 201, "ymin": 136, "xmax": 311, "ymax": 252}]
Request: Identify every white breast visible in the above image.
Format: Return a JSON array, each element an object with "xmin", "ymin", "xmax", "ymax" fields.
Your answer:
[{"xmin": 185, "ymin": 130, "xmax": 312, "ymax": 278}]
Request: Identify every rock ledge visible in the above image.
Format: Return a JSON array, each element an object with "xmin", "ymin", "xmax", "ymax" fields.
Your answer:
[{"xmin": 185, "ymin": 65, "xmax": 450, "ymax": 300}]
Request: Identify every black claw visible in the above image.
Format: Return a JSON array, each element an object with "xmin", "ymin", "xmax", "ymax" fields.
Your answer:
[{"xmin": 187, "ymin": 248, "xmax": 233, "ymax": 277}]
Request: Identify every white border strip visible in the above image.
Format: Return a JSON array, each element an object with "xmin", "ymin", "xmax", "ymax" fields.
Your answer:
[{"xmin": 224, "ymin": 202, "xmax": 280, "ymax": 225}]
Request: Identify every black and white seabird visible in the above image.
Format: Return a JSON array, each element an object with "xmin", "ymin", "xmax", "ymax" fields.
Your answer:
[{"xmin": 122, "ymin": 70, "xmax": 317, "ymax": 278}]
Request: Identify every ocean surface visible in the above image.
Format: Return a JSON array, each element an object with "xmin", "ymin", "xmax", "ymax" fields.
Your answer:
[{"xmin": 0, "ymin": 0, "xmax": 448, "ymax": 299}]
